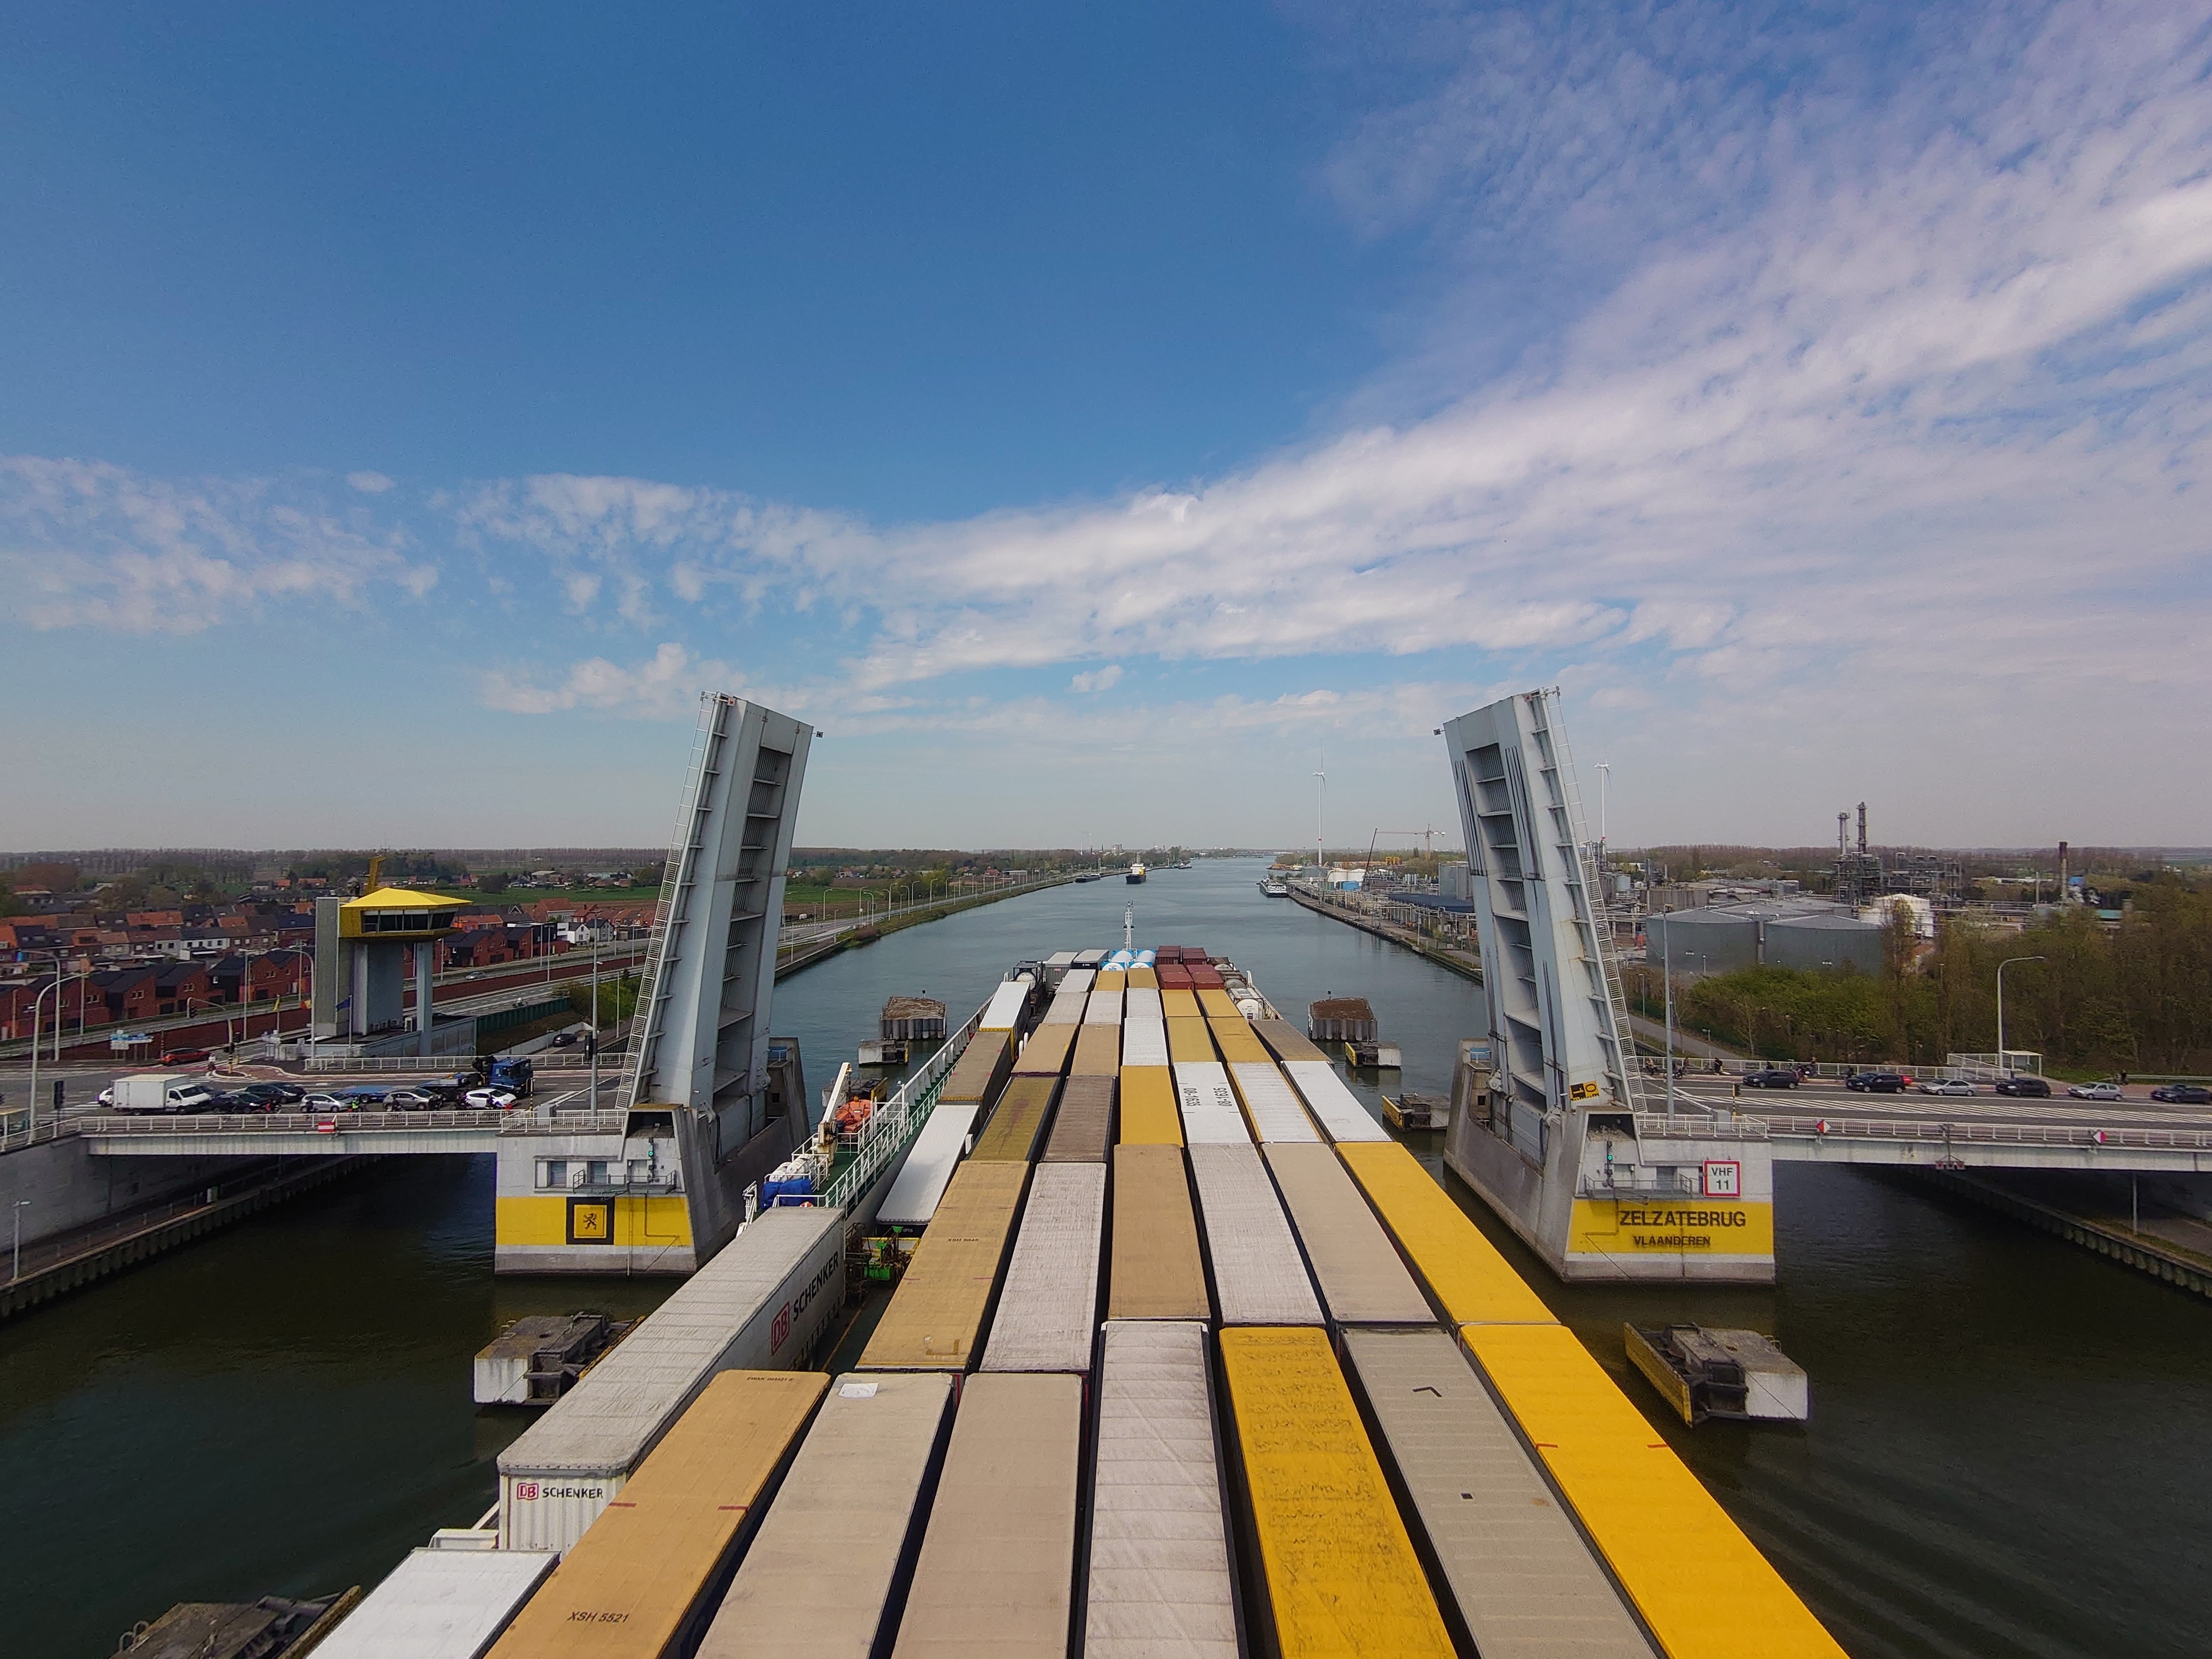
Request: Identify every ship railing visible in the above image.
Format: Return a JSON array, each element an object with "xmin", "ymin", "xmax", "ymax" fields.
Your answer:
[{"xmin": 820, "ymin": 1005, "xmax": 983, "ymax": 1213}]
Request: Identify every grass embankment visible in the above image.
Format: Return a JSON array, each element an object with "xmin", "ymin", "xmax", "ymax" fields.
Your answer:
[{"xmin": 778, "ymin": 877, "xmax": 1072, "ymax": 974}]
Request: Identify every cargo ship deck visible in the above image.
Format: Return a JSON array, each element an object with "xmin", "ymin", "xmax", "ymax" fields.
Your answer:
[{"xmin": 306, "ymin": 943, "xmax": 1849, "ymax": 1658}]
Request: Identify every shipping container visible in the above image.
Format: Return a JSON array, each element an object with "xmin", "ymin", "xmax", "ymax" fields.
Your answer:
[
  {"xmin": 499, "ymin": 1206, "xmax": 845, "ymax": 1551},
  {"xmin": 1207, "ymin": 1018, "xmax": 1269, "ymax": 1065},
  {"xmin": 1261, "ymin": 1145, "xmax": 1432, "ymax": 1327},
  {"xmin": 861, "ymin": 1161, "xmax": 1029, "ymax": 1372},
  {"xmin": 1218, "ymin": 1327, "xmax": 1455, "ymax": 1658},
  {"xmin": 1013, "ymin": 1022, "xmax": 1077, "ymax": 1077},
  {"xmin": 1043, "ymin": 1074, "xmax": 1116, "ymax": 1162},
  {"xmin": 1227, "ymin": 1062, "xmax": 1321, "ymax": 1143},
  {"xmin": 1341, "ymin": 1330, "xmax": 1655, "ymax": 1659},
  {"xmin": 876, "ymin": 1102, "xmax": 983, "ymax": 1229},
  {"xmin": 1187, "ymin": 968, "xmax": 1225, "ymax": 990},
  {"xmin": 1084, "ymin": 985, "xmax": 1125, "ymax": 1026},
  {"xmin": 939, "ymin": 1029, "xmax": 1013, "ymax": 1106},
  {"xmin": 891, "ymin": 1373, "xmax": 1084, "ymax": 1658},
  {"xmin": 1116, "ymin": 1066, "xmax": 1181, "ymax": 1146},
  {"xmin": 1041, "ymin": 987, "xmax": 1089, "ymax": 1025},
  {"xmin": 1071, "ymin": 1024, "xmax": 1121, "ymax": 1076},
  {"xmin": 1085, "ymin": 1321, "xmax": 1238, "ymax": 1658},
  {"xmin": 1125, "ymin": 964, "xmax": 1158, "ymax": 990},
  {"xmin": 1061, "ymin": 967, "xmax": 1097, "ymax": 995},
  {"xmin": 1195, "ymin": 988, "xmax": 1239, "ymax": 1018},
  {"xmin": 972, "ymin": 1075, "xmax": 1058, "ymax": 1163},
  {"xmin": 1165, "ymin": 1016, "xmax": 1215, "ymax": 1064},
  {"xmin": 698, "ymin": 1372, "xmax": 956, "ymax": 1659},
  {"xmin": 1045, "ymin": 950, "xmax": 1078, "ymax": 976},
  {"xmin": 981, "ymin": 1163, "xmax": 1107, "ymax": 1373},
  {"xmin": 980, "ymin": 977, "xmax": 1035, "ymax": 1032},
  {"xmin": 487, "ymin": 1370, "xmax": 829, "ymax": 1659},
  {"xmin": 1160, "ymin": 988, "xmax": 1202, "ymax": 1018},
  {"xmin": 1280, "ymin": 1059, "xmax": 1390, "ymax": 1143},
  {"xmin": 318, "ymin": 1549, "xmax": 556, "ymax": 1659},
  {"xmin": 1124, "ymin": 986, "xmax": 1163, "ymax": 1021},
  {"xmin": 1119, "ymin": 1018, "xmax": 1169, "ymax": 1068},
  {"xmin": 1336, "ymin": 1142, "xmax": 1556, "ymax": 1325},
  {"xmin": 1093, "ymin": 968, "xmax": 1127, "ymax": 995},
  {"xmin": 1107, "ymin": 1144, "xmax": 1211, "ymax": 1321},
  {"xmin": 1253, "ymin": 1019, "xmax": 1328, "ymax": 1064},
  {"xmin": 1187, "ymin": 1143, "xmax": 1322, "ymax": 1327},
  {"xmin": 1460, "ymin": 1323, "xmax": 1847, "ymax": 1659},
  {"xmin": 1172, "ymin": 1059, "xmax": 1251, "ymax": 1146}
]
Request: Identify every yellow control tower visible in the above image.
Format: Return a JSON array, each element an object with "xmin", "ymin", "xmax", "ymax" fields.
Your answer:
[{"xmin": 313, "ymin": 864, "xmax": 467, "ymax": 1055}]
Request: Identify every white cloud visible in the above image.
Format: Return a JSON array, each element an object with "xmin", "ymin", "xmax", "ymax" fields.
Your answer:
[
  {"xmin": 1070, "ymin": 664, "xmax": 1124, "ymax": 693},
  {"xmin": 0, "ymin": 456, "xmax": 438, "ymax": 633},
  {"xmin": 481, "ymin": 642, "xmax": 730, "ymax": 717},
  {"xmin": 346, "ymin": 471, "xmax": 395, "ymax": 494}
]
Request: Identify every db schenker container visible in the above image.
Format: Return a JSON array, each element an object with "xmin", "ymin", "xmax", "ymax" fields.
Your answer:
[
  {"xmin": 1218, "ymin": 1327, "xmax": 1455, "ymax": 1659},
  {"xmin": 890, "ymin": 1373, "xmax": 1083, "ymax": 1658},
  {"xmin": 982, "ymin": 1163, "xmax": 1106, "ymax": 1374},
  {"xmin": 1119, "ymin": 1018, "xmax": 1169, "ymax": 1068},
  {"xmin": 484, "ymin": 1370, "xmax": 828, "ymax": 1659},
  {"xmin": 1071, "ymin": 1024, "xmax": 1121, "ymax": 1076},
  {"xmin": 315, "ymin": 1548, "xmax": 556, "ymax": 1659},
  {"xmin": 876, "ymin": 1102, "xmax": 981, "ymax": 1229},
  {"xmin": 1336, "ymin": 1142, "xmax": 1555, "ymax": 1327},
  {"xmin": 1012, "ymin": 1023, "xmax": 1076, "ymax": 1077},
  {"xmin": 1261, "ymin": 1144, "xmax": 1432, "ymax": 1326},
  {"xmin": 1116, "ymin": 1065, "xmax": 1181, "ymax": 1146},
  {"xmin": 698, "ymin": 1372, "xmax": 955, "ymax": 1659},
  {"xmin": 972, "ymin": 1075, "xmax": 1057, "ymax": 1162},
  {"xmin": 1279, "ymin": 1059, "xmax": 1390, "ymax": 1143},
  {"xmin": 498, "ymin": 1206, "xmax": 844, "ymax": 1551},
  {"xmin": 1172, "ymin": 1060, "xmax": 1251, "ymax": 1145},
  {"xmin": 1187, "ymin": 1143, "xmax": 1322, "ymax": 1327},
  {"xmin": 1085, "ymin": 1322, "xmax": 1238, "ymax": 1658},
  {"xmin": 1340, "ymin": 1329, "xmax": 1655, "ymax": 1659},
  {"xmin": 860, "ymin": 1160, "xmax": 1028, "ymax": 1372},
  {"xmin": 1228, "ymin": 1062, "xmax": 1321, "ymax": 1143},
  {"xmin": 1041, "ymin": 1074, "xmax": 1114, "ymax": 1161},
  {"xmin": 1108, "ymin": 1144, "xmax": 1210, "ymax": 1321},
  {"xmin": 1460, "ymin": 1322, "xmax": 1847, "ymax": 1659}
]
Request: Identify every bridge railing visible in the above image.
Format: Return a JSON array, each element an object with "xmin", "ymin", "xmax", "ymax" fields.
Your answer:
[
  {"xmin": 1638, "ymin": 1110, "xmax": 2212, "ymax": 1154},
  {"xmin": 816, "ymin": 1006, "xmax": 981, "ymax": 1214},
  {"xmin": 78, "ymin": 1108, "xmax": 631, "ymax": 1137}
]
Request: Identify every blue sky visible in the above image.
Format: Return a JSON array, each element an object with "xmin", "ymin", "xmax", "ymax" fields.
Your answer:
[{"xmin": 3, "ymin": 1, "xmax": 2208, "ymax": 852}]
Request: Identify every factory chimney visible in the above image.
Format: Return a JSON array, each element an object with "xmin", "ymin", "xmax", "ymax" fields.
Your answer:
[
  {"xmin": 2058, "ymin": 840, "xmax": 2070, "ymax": 902},
  {"xmin": 1857, "ymin": 803, "xmax": 1868, "ymax": 858}
]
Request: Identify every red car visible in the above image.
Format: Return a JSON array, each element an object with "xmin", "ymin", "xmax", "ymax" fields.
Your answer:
[{"xmin": 159, "ymin": 1047, "xmax": 212, "ymax": 1064}]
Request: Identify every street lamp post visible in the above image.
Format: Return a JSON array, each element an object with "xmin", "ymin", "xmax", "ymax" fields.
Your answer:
[
  {"xmin": 28, "ymin": 973, "xmax": 87, "ymax": 1138},
  {"xmin": 10, "ymin": 1199, "xmax": 28, "ymax": 1282},
  {"xmin": 1995, "ymin": 955, "xmax": 2046, "ymax": 1075}
]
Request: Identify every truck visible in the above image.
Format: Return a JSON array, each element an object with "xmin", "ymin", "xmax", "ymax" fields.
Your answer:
[
  {"xmin": 486, "ymin": 1056, "xmax": 535, "ymax": 1098},
  {"xmin": 111, "ymin": 1073, "xmax": 219, "ymax": 1114}
]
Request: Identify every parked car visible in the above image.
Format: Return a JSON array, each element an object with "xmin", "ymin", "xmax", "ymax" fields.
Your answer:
[
  {"xmin": 2150, "ymin": 1083, "xmax": 2212, "ymax": 1104},
  {"xmin": 2067, "ymin": 1082, "xmax": 2124, "ymax": 1101},
  {"xmin": 1994, "ymin": 1076, "xmax": 2053, "ymax": 1097},
  {"xmin": 335, "ymin": 1086, "xmax": 390, "ymax": 1107},
  {"xmin": 550, "ymin": 1030, "xmax": 579, "ymax": 1048},
  {"xmin": 1917, "ymin": 1078, "xmax": 1977, "ymax": 1096},
  {"xmin": 196, "ymin": 1091, "xmax": 257, "ymax": 1113},
  {"xmin": 1846, "ymin": 1071, "xmax": 1910, "ymax": 1093},
  {"xmin": 159, "ymin": 1048, "xmax": 212, "ymax": 1065},
  {"xmin": 1741, "ymin": 1069, "xmax": 1801, "ymax": 1089},
  {"xmin": 385, "ymin": 1089, "xmax": 436, "ymax": 1110},
  {"xmin": 464, "ymin": 1087, "xmax": 520, "ymax": 1109},
  {"xmin": 302, "ymin": 1093, "xmax": 351, "ymax": 1112},
  {"xmin": 241, "ymin": 1081, "xmax": 304, "ymax": 1106}
]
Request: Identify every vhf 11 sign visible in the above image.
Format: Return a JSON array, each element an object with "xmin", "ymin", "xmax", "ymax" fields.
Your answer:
[{"xmin": 1702, "ymin": 1159, "xmax": 1742, "ymax": 1198}]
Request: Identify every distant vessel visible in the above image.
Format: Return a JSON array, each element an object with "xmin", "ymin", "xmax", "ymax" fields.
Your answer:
[
  {"xmin": 1126, "ymin": 861, "xmax": 1147, "ymax": 884},
  {"xmin": 1261, "ymin": 878, "xmax": 1289, "ymax": 897}
]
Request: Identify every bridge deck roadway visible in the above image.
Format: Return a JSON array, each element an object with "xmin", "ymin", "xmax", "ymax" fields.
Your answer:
[
  {"xmin": 79, "ymin": 1106, "xmax": 630, "ymax": 1156},
  {"xmin": 1638, "ymin": 1087, "xmax": 2212, "ymax": 1174}
]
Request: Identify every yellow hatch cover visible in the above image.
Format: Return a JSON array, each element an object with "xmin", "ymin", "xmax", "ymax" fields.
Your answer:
[{"xmin": 1335, "ymin": 1142, "xmax": 1556, "ymax": 1327}]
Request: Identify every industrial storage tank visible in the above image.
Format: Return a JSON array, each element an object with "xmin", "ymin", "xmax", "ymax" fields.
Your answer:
[
  {"xmin": 1765, "ymin": 913, "xmax": 1884, "ymax": 974},
  {"xmin": 1644, "ymin": 907, "xmax": 1759, "ymax": 974}
]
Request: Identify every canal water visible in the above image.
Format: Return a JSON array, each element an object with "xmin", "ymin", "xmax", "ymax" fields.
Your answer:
[{"xmin": 4, "ymin": 857, "xmax": 2207, "ymax": 1656}]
